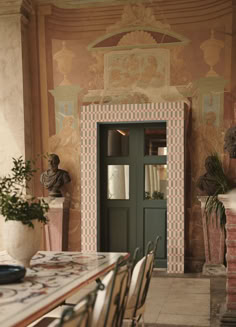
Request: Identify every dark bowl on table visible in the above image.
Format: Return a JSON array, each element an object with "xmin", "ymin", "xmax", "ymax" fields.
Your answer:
[{"xmin": 0, "ymin": 265, "xmax": 26, "ymax": 284}]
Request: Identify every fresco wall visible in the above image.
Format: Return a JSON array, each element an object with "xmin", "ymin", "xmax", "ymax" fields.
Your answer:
[{"xmin": 33, "ymin": 0, "xmax": 234, "ymax": 271}]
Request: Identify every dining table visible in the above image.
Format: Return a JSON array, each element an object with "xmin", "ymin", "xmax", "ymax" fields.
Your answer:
[{"xmin": 0, "ymin": 250, "xmax": 129, "ymax": 327}]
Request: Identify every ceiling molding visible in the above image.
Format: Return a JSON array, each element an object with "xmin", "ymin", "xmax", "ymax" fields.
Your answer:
[
  {"xmin": 0, "ymin": 0, "xmax": 33, "ymax": 17},
  {"xmin": 35, "ymin": 0, "xmax": 151, "ymax": 9}
]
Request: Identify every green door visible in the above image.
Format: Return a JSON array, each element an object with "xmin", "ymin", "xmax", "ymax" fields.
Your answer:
[{"xmin": 99, "ymin": 123, "xmax": 167, "ymax": 268}]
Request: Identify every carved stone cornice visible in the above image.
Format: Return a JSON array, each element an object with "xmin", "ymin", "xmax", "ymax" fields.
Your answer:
[{"xmin": 0, "ymin": 0, "xmax": 33, "ymax": 18}]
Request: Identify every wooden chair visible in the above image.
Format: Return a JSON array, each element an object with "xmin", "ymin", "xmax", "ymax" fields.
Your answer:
[
  {"xmin": 123, "ymin": 236, "xmax": 160, "ymax": 327},
  {"xmin": 91, "ymin": 255, "xmax": 132, "ymax": 327}
]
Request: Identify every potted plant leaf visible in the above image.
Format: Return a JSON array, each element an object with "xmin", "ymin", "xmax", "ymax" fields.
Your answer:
[
  {"xmin": 197, "ymin": 152, "xmax": 232, "ymax": 274},
  {"xmin": 202, "ymin": 153, "xmax": 231, "ymax": 226},
  {"xmin": 0, "ymin": 156, "xmax": 49, "ymax": 267}
]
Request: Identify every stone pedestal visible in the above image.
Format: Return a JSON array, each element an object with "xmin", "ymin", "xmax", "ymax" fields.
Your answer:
[
  {"xmin": 198, "ymin": 196, "xmax": 226, "ymax": 276},
  {"xmin": 219, "ymin": 194, "xmax": 236, "ymax": 326},
  {"xmin": 44, "ymin": 197, "xmax": 70, "ymax": 251}
]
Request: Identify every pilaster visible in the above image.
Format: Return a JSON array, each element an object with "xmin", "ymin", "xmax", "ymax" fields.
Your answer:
[
  {"xmin": 37, "ymin": 5, "xmax": 52, "ymax": 171},
  {"xmin": 0, "ymin": 0, "xmax": 33, "ymax": 165},
  {"xmin": 0, "ymin": 0, "xmax": 34, "ymax": 250}
]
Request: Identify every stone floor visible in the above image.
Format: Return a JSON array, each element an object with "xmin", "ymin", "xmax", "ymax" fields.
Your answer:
[
  {"xmin": 147, "ymin": 273, "xmax": 226, "ymax": 327},
  {"xmin": 30, "ymin": 273, "xmax": 226, "ymax": 327}
]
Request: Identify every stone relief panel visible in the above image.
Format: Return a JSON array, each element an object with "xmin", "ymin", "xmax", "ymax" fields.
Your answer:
[{"xmin": 104, "ymin": 49, "xmax": 170, "ymax": 91}]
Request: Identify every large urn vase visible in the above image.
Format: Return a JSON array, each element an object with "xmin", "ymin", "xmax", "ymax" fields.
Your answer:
[{"xmin": 3, "ymin": 219, "xmax": 43, "ymax": 267}]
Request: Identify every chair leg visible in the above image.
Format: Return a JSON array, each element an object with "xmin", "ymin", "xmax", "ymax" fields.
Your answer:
[
  {"xmin": 141, "ymin": 314, "xmax": 145, "ymax": 327},
  {"xmin": 136, "ymin": 315, "xmax": 145, "ymax": 327},
  {"xmin": 131, "ymin": 317, "xmax": 141, "ymax": 327}
]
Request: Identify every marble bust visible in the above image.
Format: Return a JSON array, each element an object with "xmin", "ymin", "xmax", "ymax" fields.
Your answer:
[
  {"xmin": 196, "ymin": 155, "xmax": 220, "ymax": 195},
  {"xmin": 224, "ymin": 126, "xmax": 236, "ymax": 158},
  {"xmin": 40, "ymin": 154, "xmax": 71, "ymax": 197}
]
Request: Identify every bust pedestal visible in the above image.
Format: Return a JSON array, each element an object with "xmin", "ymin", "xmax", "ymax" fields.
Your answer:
[
  {"xmin": 197, "ymin": 196, "xmax": 226, "ymax": 276},
  {"xmin": 43, "ymin": 197, "xmax": 70, "ymax": 251},
  {"xmin": 218, "ymin": 195, "xmax": 236, "ymax": 326}
]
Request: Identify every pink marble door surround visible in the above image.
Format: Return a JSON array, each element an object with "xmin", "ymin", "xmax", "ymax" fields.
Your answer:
[{"xmin": 81, "ymin": 102, "xmax": 187, "ymax": 273}]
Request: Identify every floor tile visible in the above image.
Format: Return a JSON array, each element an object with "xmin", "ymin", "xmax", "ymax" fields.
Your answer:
[
  {"xmin": 171, "ymin": 278, "xmax": 210, "ymax": 294},
  {"xmin": 157, "ymin": 313, "xmax": 210, "ymax": 326},
  {"xmin": 150, "ymin": 277, "xmax": 175, "ymax": 289},
  {"xmin": 161, "ymin": 294, "xmax": 210, "ymax": 316},
  {"xmin": 146, "ymin": 292, "xmax": 169, "ymax": 305}
]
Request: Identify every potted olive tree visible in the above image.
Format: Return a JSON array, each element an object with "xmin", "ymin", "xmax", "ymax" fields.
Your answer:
[
  {"xmin": 0, "ymin": 157, "xmax": 49, "ymax": 267},
  {"xmin": 197, "ymin": 152, "xmax": 232, "ymax": 275}
]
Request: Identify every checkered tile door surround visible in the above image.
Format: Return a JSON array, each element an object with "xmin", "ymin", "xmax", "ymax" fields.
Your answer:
[{"xmin": 81, "ymin": 102, "xmax": 186, "ymax": 273}]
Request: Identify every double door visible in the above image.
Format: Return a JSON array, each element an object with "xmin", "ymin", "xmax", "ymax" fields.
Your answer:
[{"xmin": 99, "ymin": 123, "xmax": 167, "ymax": 268}]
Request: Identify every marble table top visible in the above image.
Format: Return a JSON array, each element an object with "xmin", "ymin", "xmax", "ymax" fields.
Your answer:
[{"xmin": 0, "ymin": 251, "xmax": 128, "ymax": 327}]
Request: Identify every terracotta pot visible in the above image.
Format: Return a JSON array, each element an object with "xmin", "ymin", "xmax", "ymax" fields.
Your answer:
[{"xmin": 3, "ymin": 219, "xmax": 43, "ymax": 267}]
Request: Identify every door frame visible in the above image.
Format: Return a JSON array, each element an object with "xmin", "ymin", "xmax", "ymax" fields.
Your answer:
[{"xmin": 81, "ymin": 102, "xmax": 186, "ymax": 273}]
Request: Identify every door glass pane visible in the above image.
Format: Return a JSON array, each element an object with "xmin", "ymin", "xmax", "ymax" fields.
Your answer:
[
  {"xmin": 107, "ymin": 129, "xmax": 129, "ymax": 156},
  {"xmin": 144, "ymin": 125, "xmax": 167, "ymax": 156},
  {"xmin": 144, "ymin": 165, "xmax": 167, "ymax": 200},
  {"xmin": 107, "ymin": 165, "xmax": 129, "ymax": 199}
]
